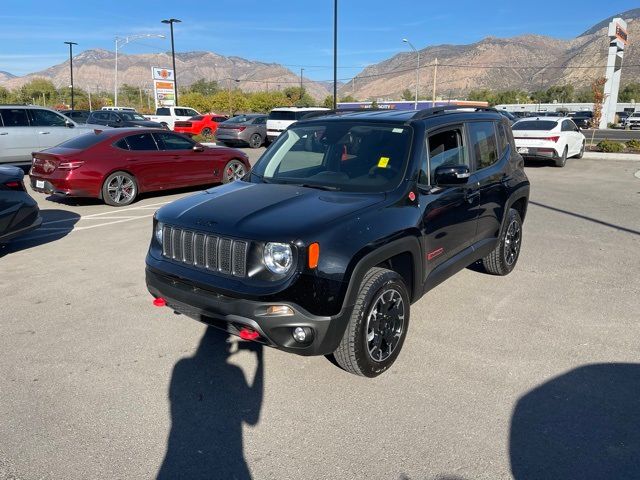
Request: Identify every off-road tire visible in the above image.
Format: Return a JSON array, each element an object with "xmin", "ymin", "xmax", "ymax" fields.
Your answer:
[
  {"xmin": 482, "ymin": 208, "xmax": 523, "ymax": 275},
  {"xmin": 333, "ymin": 267, "xmax": 410, "ymax": 377}
]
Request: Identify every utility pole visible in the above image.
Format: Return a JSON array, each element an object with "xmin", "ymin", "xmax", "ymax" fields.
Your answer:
[
  {"xmin": 88, "ymin": 88, "xmax": 92, "ymax": 111},
  {"xmin": 300, "ymin": 68, "xmax": 304, "ymax": 103},
  {"xmin": 432, "ymin": 58, "xmax": 438, "ymax": 104},
  {"xmin": 161, "ymin": 18, "xmax": 181, "ymax": 106},
  {"xmin": 64, "ymin": 41, "xmax": 78, "ymax": 110}
]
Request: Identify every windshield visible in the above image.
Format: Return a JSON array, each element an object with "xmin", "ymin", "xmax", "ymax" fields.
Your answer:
[
  {"xmin": 120, "ymin": 112, "xmax": 147, "ymax": 121},
  {"xmin": 512, "ymin": 120, "xmax": 558, "ymax": 131},
  {"xmin": 251, "ymin": 122, "xmax": 412, "ymax": 193}
]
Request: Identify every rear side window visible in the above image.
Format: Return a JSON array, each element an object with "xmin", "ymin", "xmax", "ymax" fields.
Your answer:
[
  {"xmin": 212, "ymin": 116, "xmax": 227, "ymax": 122},
  {"xmin": 125, "ymin": 133, "xmax": 158, "ymax": 151},
  {"xmin": 0, "ymin": 109, "xmax": 30, "ymax": 127},
  {"xmin": 58, "ymin": 133, "xmax": 105, "ymax": 149},
  {"xmin": 497, "ymin": 122, "xmax": 510, "ymax": 155},
  {"xmin": 190, "ymin": 116, "xmax": 204, "ymax": 121},
  {"xmin": 253, "ymin": 117, "xmax": 267, "ymax": 125},
  {"xmin": 29, "ymin": 109, "xmax": 67, "ymax": 127},
  {"xmin": 468, "ymin": 122, "xmax": 499, "ymax": 170},
  {"xmin": 156, "ymin": 108, "xmax": 170, "ymax": 115},
  {"xmin": 153, "ymin": 132, "xmax": 194, "ymax": 150},
  {"xmin": 114, "ymin": 138, "xmax": 130, "ymax": 150},
  {"xmin": 91, "ymin": 112, "xmax": 109, "ymax": 121},
  {"xmin": 269, "ymin": 111, "xmax": 296, "ymax": 121}
]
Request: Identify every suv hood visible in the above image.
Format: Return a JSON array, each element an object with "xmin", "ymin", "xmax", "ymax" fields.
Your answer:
[{"xmin": 156, "ymin": 181, "xmax": 385, "ymax": 241}]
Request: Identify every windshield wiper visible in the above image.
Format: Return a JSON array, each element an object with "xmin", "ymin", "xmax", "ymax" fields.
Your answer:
[{"xmin": 296, "ymin": 183, "xmax": 340, "ymax": 191}]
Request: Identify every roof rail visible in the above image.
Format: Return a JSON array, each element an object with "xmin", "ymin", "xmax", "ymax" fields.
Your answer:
[
  {"xmin": 298, "ymin": 108, "xmax": 378, "ymax": 120},
  {"xmin": 411, "ymin": 105, "xmax": 497, "ymax": 120}
]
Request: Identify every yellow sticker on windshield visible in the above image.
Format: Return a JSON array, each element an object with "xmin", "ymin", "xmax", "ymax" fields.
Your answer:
[{"xmin": 378, "ymin": 157, "xmax": 390, "ymax": 168}]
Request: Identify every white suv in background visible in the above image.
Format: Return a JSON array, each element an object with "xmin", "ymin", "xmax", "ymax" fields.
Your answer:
[
  {"xmin": 623, "ymin": 111, "xmax": 640, "ymax": 129},
  {"xmin": 266, "ymin": 107, "xmax": 330, "ymax": 143},
  {"xmin": 0, "ymin": 105, "xmax": 103, "ymax": 165},
  {"xmin": 512, "ymin": 117, "xmax": 585, "ymax": 168}
]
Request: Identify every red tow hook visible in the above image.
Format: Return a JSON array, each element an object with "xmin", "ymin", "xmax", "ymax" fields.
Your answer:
[
  {"xmin": 153, "ymin": 297, "xmax": 167, "ymax": 307},
  {"xmin": 239, "ymin": 327, "xmax": 260, "ymax": 341}
]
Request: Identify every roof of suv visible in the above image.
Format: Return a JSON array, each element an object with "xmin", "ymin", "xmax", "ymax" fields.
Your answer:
[{"xmin": 297, "ymin": 107, "xmax": 505, "ymax": 125}]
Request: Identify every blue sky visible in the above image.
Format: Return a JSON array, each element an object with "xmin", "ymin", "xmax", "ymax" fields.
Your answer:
[{"xmin": 0, "ymin": 0, "xmax": 636, "ymax": 80}]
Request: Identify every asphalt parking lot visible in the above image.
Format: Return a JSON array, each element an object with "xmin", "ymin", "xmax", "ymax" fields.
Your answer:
[{"xmin": 1, "ymin": 149, "xmax": 639, "ymax": 479}]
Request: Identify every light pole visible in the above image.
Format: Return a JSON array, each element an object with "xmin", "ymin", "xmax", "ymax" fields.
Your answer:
[
  {"xmin": 115, "ymin": 34, "xmax": 165, "ymax": 106},
  {"xmin": 161, "ymin": 18, "xmax": 181, "ymax": 106},
  {"xmin": 333, "ymin": 0, "xmax": 338, "ymax": 109},
  {"xmin": 64, "ymin": 41, "xmax": 78, "ymax": 110},
  {"xmin": 402, "ymin": 38, "xmax": 419, "ymax": 109}
]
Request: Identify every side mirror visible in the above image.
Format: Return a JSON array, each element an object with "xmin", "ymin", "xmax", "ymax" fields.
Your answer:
[
  {"xmin": 193, "ymin": 144, "xmax": 205, "ymax": 152},
  {"xmin": 65, "ymin": 119, "xmax": 75, "ymax": 128},
  {"xmin": 434, "ymin": 165, "xmax": 470, "ymax": 185}
]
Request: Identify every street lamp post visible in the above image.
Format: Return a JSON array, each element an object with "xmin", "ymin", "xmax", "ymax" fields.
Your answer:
[
  {"xmin": 114, "ymin": 34, "xmax": 165, "ymax": 107},
  {"xmin": 402, "ymin": 38, "xmax": 419, "ymax": 110},
  {"xmin": 64, "ymin": 41, "xmax": 78, "ymax": 110},
  {"xmin": 333, "ymin": 0, "xmax": 338, "ymax": 109},
  {"xmin": 161, "ymin": 18, "xmax": 181, "ymax": 106}
]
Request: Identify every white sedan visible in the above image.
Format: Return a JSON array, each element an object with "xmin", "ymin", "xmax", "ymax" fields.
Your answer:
[{"xmin": 512, "ymin": 117, "xmax": 585, "ymax": 167}]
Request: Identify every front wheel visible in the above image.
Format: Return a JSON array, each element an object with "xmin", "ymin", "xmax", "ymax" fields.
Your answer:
[
  {"xmin": 482, "ymin": 208, "xmax": 523, "ymax": 275},
  {"xmin": 221, "ymin": 159, "xmax": 247, "ymax": 183},
  {"xmin": 102, "ymin": 171, "xmax": 138, "ymax": 206},
  {"xmin": 332, "ymin": 267, "xmax": 410, "ymax": 377}
]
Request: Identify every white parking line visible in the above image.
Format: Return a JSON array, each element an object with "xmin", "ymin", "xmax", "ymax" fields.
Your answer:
[
  {"xmin": 75, "ymin": 215, "xmax": 154, "ymax": 231},
  {"xmin": 42, "ymin": 201, "xmax": 170, "ymax": 226}
]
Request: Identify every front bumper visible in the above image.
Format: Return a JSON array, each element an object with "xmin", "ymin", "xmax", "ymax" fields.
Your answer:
[{"xmin": 146, "ymin": 266, "xmax": 353, "ymax": 356}]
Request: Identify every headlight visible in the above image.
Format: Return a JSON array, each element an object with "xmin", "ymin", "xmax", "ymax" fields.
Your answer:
[
  {"xmin": 155, "ymin": 221, "xmax": 164, "ymax": 244},
  {"xmin": 263, "ymin": 242, "xmax": 292, "ymax": 275}
]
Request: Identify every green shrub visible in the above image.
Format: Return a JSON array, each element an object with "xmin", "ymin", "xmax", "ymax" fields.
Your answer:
[
  {"xmin": 596, "ymin": 139, "xmax": 625, "ymax": 153},
  {"xmin": 626, "ymin": 139, "xmax": 640, "ymax": 151}
]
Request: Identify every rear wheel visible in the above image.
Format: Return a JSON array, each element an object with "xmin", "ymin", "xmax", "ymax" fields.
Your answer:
[
  {"xmin": 482, "ymin": 208, "xmax": 523, "ymax": 275},
  {"xmin": 102, "ymin": 171, "xmax": 137, "ymax": 206},
  {"xmin": 555, "ymin": 146, "xmax": 568, "ymax": 167},
  {"xmin": 248, "ymin": 133, "xmax": 263, "ymax": 149},
  {"xmin": 575, "ymin": 141, "xmax": 585, "ymax": 159},
  {"xmin": 333, "ymin": 267, "xmax": 410, "ymax": 377},
  {"xmin": 221, "ymin": 159, "xmax": 246, "ymax": 183},
  {"xmin": 201, "ymin": 127, "xmax": 213, "ymax": 138}
]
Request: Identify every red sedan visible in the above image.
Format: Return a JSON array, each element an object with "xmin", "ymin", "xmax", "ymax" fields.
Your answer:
[
  {"xmin": 173, "ymin": 114, "xmax": 228, "ymax": 138},
  {"xmin": 29, "ymin": 128, "xmax": 250, "ymax": 206}
]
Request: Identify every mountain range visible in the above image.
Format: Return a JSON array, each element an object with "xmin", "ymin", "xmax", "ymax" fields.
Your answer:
[{"xmin": 1, "ymin": 8, "xmax": 638, "ymax": 102}]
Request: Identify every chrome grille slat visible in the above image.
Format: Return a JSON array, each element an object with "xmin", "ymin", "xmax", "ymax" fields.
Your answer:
[{"xmin": 161, "ymin": 226, "xmax": 246, "ymax": 277}]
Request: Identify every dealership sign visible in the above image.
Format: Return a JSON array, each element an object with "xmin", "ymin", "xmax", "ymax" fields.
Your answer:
[{"xmin": 152, "ymin": 67, "xmax": 176, "ymax": 108}]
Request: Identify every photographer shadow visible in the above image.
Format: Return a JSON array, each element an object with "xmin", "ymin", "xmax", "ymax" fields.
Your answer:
[
  {"xmin": 158, "ymin": 327, "xmax": 264, "ymax": 480},
  {"xmin": 510, "ymin": 363, "xmax": 640, "ymax": 479}
]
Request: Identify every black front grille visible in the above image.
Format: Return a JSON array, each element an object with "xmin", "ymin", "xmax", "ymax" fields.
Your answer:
[{"xmin": 162, "ymin": 225, "xmax": 248, "ymax": 277}]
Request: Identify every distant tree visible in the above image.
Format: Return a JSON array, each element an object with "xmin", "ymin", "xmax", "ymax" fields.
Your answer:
[
  {"xmin": 322, "ymin": 95, "xmax": 334, "ymax": 109},
  {"xmin": 17, "ymin": 78, "xmax": 57, "ymax": 105},
  {"xmin": 187, "ymin": 78, "xmax": 220, "ymax": 96},
  {"xmin": 545, "ymin": 85, "xmax": 574, "ymax": 103},
  {"xmin": 574, "ymin": 88, "xmax": 595, "ymax": 103},
  {"xmin": 339, "ymin": 95, "xmax": 356, "ymax": 103},
  {"xmin": 619, "ymin": 83, "xmax": 640, "ymax": 103},
  {"xmin": 248, "ymin": 91, "xmax": 288, "ymax": 113},
  {"xmin": 591, "ymin": 77, "xmax": 607, "ymax": 129},
  {"xmin": 401, "ymin": 88, "xmax": 413, "ymax": 101},
  {"xmin": 468, "ymin": 89, "xmax": 495, "ymax": 103},
  {"xmin": 283, "ymin": 86, "xmax": 315, "ymax": 107},
  {"xmin": 180, "ymin": 92, "xmax": 212, "ymax": 113},
  {"xmin": 370, "ymin": 100, "xmax": 379, "ymax": 109}
]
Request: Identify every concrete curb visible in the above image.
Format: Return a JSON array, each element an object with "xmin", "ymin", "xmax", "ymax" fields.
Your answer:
[{"xmin": 583, "ymin": 152, "xmax": 640, "ymax": 161}]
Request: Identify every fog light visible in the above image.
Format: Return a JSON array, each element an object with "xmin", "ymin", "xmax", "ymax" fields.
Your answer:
[
  {"xmin": 267, "ymin": 305, "xmax": 294, "ymax": 316},
  {"xmin": 293, "ymin": 327, "xmax": 307, "ymax": 342}
]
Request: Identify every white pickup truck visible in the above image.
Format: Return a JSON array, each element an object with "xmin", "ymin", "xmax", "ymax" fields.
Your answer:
[{"xmin": 147, "ymin": 106, "xmax": 201, "ymax": 130}]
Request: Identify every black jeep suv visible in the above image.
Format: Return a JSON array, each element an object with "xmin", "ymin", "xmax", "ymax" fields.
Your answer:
[{"xmin": 146, "ymin": 107, "xmax": 530, "ymax": 377}]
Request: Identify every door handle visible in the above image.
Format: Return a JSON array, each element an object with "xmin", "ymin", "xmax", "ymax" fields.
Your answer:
[
  {"xmin": 126, "ymin": 158, "xmax": 139, "ymax": 162},
  {"xmin": 464, "ymin": 190, "xmax": 480, "ymax": 203},
  {"xmin": 0, "ymin": 132, "xmax": 8, "ymax": 135},
  {"xmin": 38, "ymin": 131, "xmax": 51, "ymax": 135}
]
